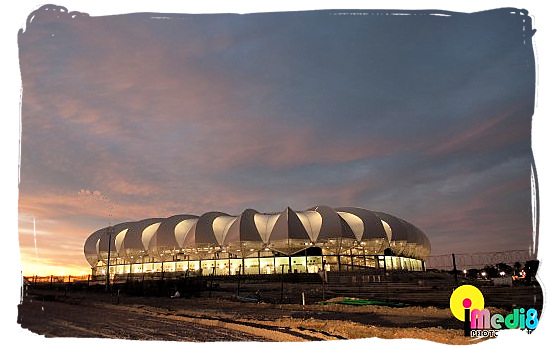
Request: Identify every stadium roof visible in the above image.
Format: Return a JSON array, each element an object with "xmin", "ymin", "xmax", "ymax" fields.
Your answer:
[{"xmin": 84, "ymin": 205, "xmax": 430, "ymax": 266}]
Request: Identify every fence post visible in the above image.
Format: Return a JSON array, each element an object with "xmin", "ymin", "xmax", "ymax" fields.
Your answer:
[
  {"xmin": 209, "ymin": 268, "xmax": 215, "ymax": 298},
  {"xmin": 452, "ymin": 253, "xmax": 458, "ymax": 285},
  {"xmin": 321, "ymin": 270, "xmax": 326, "ymax": 301},
  {"xmin": 280, "ymin": 264, "xmax": 285, "ymax": 303}
]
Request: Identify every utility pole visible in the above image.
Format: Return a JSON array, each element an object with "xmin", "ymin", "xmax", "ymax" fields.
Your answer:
[
  {"xmin": 80, "ymin": 190, "xmax": 116, "ymax": 292},
  {"xmin": 106, "ymin": 230, "xmax": 112, "ymax": 291}
]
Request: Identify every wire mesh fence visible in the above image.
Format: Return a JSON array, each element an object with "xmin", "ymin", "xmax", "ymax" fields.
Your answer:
[{"xmin": 425, "ymin": 249, "xmax": 534, "ymax": 271}]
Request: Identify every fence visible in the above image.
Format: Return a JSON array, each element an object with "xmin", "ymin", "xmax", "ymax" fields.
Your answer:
[
  {"xmin": 23, "ymin": 249, "xmax": 537, "ymax": 289},
  {"xmin": 25, "ymin": 275, "xmax": 91, "ymax": 283},
  {"xmin": 425, "ymin": 249, "xmax": 534, "ymax": 271}
]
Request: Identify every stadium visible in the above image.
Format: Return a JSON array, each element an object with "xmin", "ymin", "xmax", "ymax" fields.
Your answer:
[{"xmin": 84, "ymin": 205, "xmax": 430, "ymax": 277}]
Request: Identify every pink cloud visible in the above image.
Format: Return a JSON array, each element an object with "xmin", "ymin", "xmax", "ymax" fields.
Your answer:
[{"xmin": 427, "ymin": 105, "xmax": 530, "ymax": 157}]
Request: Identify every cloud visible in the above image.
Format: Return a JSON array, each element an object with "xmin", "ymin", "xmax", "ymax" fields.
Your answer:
[
  {"xmin": 426, "ymin": 104, "xmax": 532, "ymax": 158},
  {"xmin": 17, "ymin": 8, "xmax": 536, "ymax": 274}
]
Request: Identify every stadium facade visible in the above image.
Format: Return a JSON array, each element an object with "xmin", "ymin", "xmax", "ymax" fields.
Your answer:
[{"xmin": 84, "ymin": 205, "xmax": 430, "ymax": 277}]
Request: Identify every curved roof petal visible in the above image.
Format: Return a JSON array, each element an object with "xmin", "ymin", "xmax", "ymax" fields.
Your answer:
[
  {"xmin": 253, "ymin": 213, "xmax": 280, "ymax": 243},
  {"xmin": 175, "ymin": 218, "xmax": 198, "ymax": 248},
  {"xmin": 84, "ymin": 228, "xmax": 107, "ymax": 266},
  {"xmin": 121, "ymin": 218, "xmax": 164, "ymax": 257},
  {"xmin": 309, "ymin": 205, "xmax": 356, "ymax": 242},
  {"xmin": 85, "ymin": 206, "xmax": 430, "ymax": 260},
  {"xmin": 154, "ymin": 214, "xmax": 199, "ymax": 252},
  {"xmin": 185, "ymin": 212, "xmax": 229, "ymax": 248},
  {"xmin": 336, "ymin": 207, "xmax": 388, "ymax": 241}
]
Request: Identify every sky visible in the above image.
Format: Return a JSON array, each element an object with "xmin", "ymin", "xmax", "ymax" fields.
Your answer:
[{"xmin": 16, "ymin": 5, "xmax": 538, "ymax": 276}]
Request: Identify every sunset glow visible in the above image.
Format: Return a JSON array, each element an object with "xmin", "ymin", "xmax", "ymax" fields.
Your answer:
[{"xmin": 17, "ymin": 5, "xmax": 536, "ymax": 277}]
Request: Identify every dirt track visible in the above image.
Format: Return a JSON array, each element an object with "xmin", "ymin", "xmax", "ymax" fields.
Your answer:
[{"xmin": 18, "ymin": 293, "xmax": 269, "ymax": 341}]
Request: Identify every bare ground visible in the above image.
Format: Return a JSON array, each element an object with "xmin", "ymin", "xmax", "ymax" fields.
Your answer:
[{"xmin": 18, "ymin": 288, "xmax": 484, "ymax": 344}]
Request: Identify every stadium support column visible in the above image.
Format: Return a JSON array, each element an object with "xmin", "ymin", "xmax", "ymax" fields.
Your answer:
[
  {"xmin": 237, "ymin": 264, "xmax": 241, "ymax": 295},
  {"xmin": 141, "ymin": 258, "xmax": 145, "ymax": 285},
  {"xmin": 305, "ymin": 248, "xmax": 308, "ymax": 273}
]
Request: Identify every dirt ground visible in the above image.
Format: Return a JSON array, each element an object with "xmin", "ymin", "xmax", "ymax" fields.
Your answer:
[{"xmin": 18, "ymin": 288, "xmax": 484, "ymax": 344}]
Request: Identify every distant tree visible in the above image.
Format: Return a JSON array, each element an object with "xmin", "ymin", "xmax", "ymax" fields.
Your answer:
[
  {"xmin": 467, "ymin": 268, "xmax": 479, "ymax": 279},
  {"xmin": 496, "ymin": 262, "xmax": 513, "ymax": 275},
  {"xmin": 482, "ymin": 265, "xmax": 499, "ymax": 278}
]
